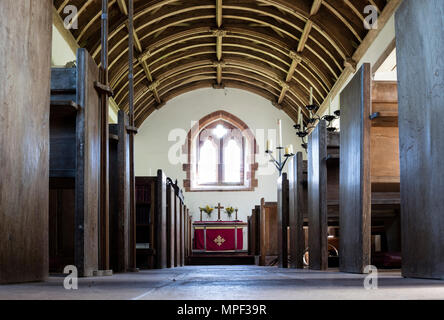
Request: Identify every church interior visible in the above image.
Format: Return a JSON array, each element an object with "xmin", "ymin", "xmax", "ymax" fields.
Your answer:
[{"xmin": 1, "ymin": 0, "xmax": 444, "ymax": 300}]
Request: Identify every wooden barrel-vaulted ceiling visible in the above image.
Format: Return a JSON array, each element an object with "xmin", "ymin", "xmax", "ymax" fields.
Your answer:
[{"xmin": 54, "ymin": 0, "xmax": 392, "ymax": 127}]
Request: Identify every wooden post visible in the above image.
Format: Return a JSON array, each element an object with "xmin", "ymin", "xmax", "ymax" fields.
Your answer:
[
  {"xmin": 308, "ymin": 121, "xmax": 328, "ymax": 270},
  {"xmin": 155, "ymin": 170, "xmax": 167, "ymax": 269},
  {"xmin": 396, "ymin": 0, "xmax": 444, "ymax": 279},
  {"xmin": 0, "ymin": 0, "xmax": 52, "ymax": 284},
  {"xmin": 98, "ymin": 0, "xmax": 110, "ymax": 272},
  {"xmin": 289, "ymin": 153, "xmax": 305, "ymax": 269},
  {"xmin": 339, "ymin": 64, "xmax": 372, "ymax": 274},
  {"xmin": 277, "ymin": 173, "xmax": 289, "ymax": 268},
  {"xmin": 127, "ymin": 0, "xmax": 138, "ymax": 272}
]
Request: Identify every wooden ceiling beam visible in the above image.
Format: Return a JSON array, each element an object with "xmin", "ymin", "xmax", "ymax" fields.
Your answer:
[
  {"xmin": 66, "ymin": 0, "xmax": 394, "ymax": 124},
  {"xmin": 310, "ymin": 0, "xmax": 323, "ymax": 16},
  {"xmin": 344, "ymin": 0, "xmax": 365, "ymax": 22},
  {"xmin": 297, "ymin": 19, "xmax": 313, "ymax": 53},
  {"xmin": 278, "ymin": 0, "xmax": 321, "ymax": 112},
  {"xmin": 113, "ymin": 42, "xmax": 320, "ymax": 108},
  {"xmin": 216, "ymin": 0, "xmax": 223, "ymax": 27},
  {"xmin": 117, "ymin": 0, "xmax": 129, "ymax": 16},
  {"xmin": 130, "ymin": 61, "xmax": 309, "ymax": 119},
  {"xmin": 286, "ymin": 51, "xmax": 302, "ymax": 82},
  {"xmin": 214, "ymin": 0, "xmax": 225, "ymax": 87},
  {"xmin": 278, "ymin": 80, "xmax": 290, "ymax": 104},
  {"xmin": 109, "ymin": 27, "xmax": 332, "ymax": 99},
  {"xmin": 213, "ymin": 60, "xmax": 225, "ymax": 85},
  {"xmin": 316, "ymin": 0, "xmax": 403, "ymax": 117}
]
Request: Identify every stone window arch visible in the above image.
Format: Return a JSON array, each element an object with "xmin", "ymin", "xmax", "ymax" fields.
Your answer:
[{"xmin": 183, "ymin": 111, "xmax": 258, "ymax": 192}]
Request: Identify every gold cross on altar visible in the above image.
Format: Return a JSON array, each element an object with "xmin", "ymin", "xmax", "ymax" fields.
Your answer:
[
  {"xmin": 214, "ymin": 235, "xmax": 226, "ymax": 246},
  {"xmin": 215, "ymin": 202, "xmax": 224, "ymax": 221}
]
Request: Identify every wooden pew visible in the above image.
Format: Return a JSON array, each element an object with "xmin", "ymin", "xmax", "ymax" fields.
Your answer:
[
  {"xmin": 185, "ymin": 207, "xmax": 191, "ymax": 264},
  {"xmin": 248, "ymin": 205, "xmax": 261, "ymax": 263},
  {"xmin": 48, "ymin": 49, "xmax": 100, "ymax": 277},
  {"xmin": 277, "ymin": 174, "xmax": 290, "ymax": 268},
  {"xmin": 288, "ymin": 153, "xmax": 308, "ymax": 269},
  {"xmin": 395, "ymin": 0, "xmax": 444, "ymax": 279},
  {"xmin": 307, "ymin": 121, "xmax": 340, "ymax": 270},
  {"xmin": 180, "ymin": 204, "xmax": 186, "ymax": 266},
  {"xmin": 166, "ymin": 178, "xmax": 176, "ymax": 268},
  {"xmin": 109, "ymin": 110, "xmax": 131, "ymax": 273},
  {"xmin": 340, "ymin": 63, "xmax": 401, "ymax": 273},
  {"xmin": 135, "ymin": 170, "xmax": 167, "ymax": 269},
  {"xmin": 174, "ymin": 191, "xmax": 181, "ymax": 267},
  {"xmin": 0, "ymin": 0, "xmax": 51, "ymax": 284},
  {"xmin": 259, "ymin": 199, "xmax": 279, "ymax": 266}
]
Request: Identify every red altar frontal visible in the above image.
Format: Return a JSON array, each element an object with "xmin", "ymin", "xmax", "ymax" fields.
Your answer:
[{"xmin": 193, "ymin": 221, "xmax": 248, "ymax": 252}]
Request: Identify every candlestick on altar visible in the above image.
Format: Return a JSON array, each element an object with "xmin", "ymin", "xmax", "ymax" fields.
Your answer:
[
  {"xmin": 215, "ymin": 202, "xmax": 224, "ymax": 221},
  {"xmin": 235, "ymin": 208, "xmax": 238, "ymax": 221},
  {"xmin": 199, "ymin": 208, "xmax": 203, "ymax": 221}
]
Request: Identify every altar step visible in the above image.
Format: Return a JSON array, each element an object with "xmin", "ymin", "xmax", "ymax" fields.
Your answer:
[{"xmin": 187, "ymin": 253, "xmax": 255, "ymax": 266}]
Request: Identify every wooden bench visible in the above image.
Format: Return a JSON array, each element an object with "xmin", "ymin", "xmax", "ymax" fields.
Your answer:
[
  {"xmin": 339, "ymin": 63, "xmax": 401, "ymax": 273},
  {"xmin": 49, "ymin": 49, "xmax": 100, "ymax": 277},
  {"xmin": 307, "ymin": 122, "xmax": 340, "ymax": 270}
]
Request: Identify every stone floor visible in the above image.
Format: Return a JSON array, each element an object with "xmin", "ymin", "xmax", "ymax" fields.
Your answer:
[{"xmin": 1, "ymin": 266, "xmax": 443, "ymax": 300}]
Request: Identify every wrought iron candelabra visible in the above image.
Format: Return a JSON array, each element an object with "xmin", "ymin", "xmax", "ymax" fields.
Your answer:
[
  {"xmin": 265, "ymin": 146, "xmax": 295, "ymax": 176},
  {"xmin": 294, "ymin": 103, "xmax": 340, "ymax": 150}
]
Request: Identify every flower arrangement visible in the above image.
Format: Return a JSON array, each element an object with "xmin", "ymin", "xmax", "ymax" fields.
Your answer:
[
  {"xmin": 200, "ymin": 205, "xmax": 214, "ymax": 216},
  {"xmin": 225, "ymin": 206, "xmax": 235, "ymax": 217}
]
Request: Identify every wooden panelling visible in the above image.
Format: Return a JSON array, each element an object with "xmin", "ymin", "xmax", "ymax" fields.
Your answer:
[
  {"xmin": 339, "ymin": 63, "xmax": 372, "ymax": 274},
  {"xmin": 277, "ymin": 173, "xmax": 289, "ymax": 268},
  {"xmin": 308, "ymin": 121, "xmax": 328, "ymax": 270},
  {"xmin": 288, "ymin": 153, "xmax": 305, "ymax": 269},
  {"xmin": 370, "ymin": 126, "xmax": 400, "ymax": 184},
  {"xmin": 0, "ymin": 0, "xmax": 51, "ymax": 284},
  {"xmin": 396, "ymin": 0, "xmax": 444, "ymax": 279},
  {"xmin": 259, "ymin": 199, "xmax": 278, "ymax": 266}
]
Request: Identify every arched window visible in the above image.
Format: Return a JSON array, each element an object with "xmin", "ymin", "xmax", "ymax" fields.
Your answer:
[{"xmin": 183, "ymin": 111, "xmax": 258, "ymax": 192}]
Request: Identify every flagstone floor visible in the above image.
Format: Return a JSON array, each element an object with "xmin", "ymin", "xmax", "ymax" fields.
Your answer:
[{"xmin": 1, "ymin": 265, "xmax": 443, "ymax": 300}]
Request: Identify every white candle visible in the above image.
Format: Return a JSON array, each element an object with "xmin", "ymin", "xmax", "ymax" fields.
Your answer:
[
  {"xmin": 277, "ymin": 119, "xmax": 283, "ymax": 148},
  {"xmin": 298, "ymin": 107, "xmax": 302, "ymax": 125},
  {"xmin": 285, "ymin": 144, "xmax": 294, "ymax": 155},
  {"xmin": 310, "ymin": 87, "xmax": 313, "ymax": 105},
  {"xmin": 266, "ymin": 139, "xmax": 273, "ymax": 152},
  {"xmin": 329, "ymin": 97, "xmax": 332, "ymax": 115}
]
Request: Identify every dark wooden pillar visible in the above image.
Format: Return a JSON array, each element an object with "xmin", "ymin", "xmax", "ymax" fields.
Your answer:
[
  {"xmin": 277, "ymin": 173, "xmax": 289, "ymax": 268},
  {"xmin": 174, "ymin": 195, "xmax": 180, "ymax": 267},
  {"xmin": 289, "ymin": 153, "xmax": 305, "ymax": 269},
  {"xmin": 98, "ymin": 0, "xmax": 110, "ymax": 272},
  {"xmin": 155, "ymin": 170, "xmax": 167, "ymax": 269},
  {"xmin": 109, "ymin": 110, "xmax": 130, "ymax": 272},
  {"xmin": 339, "ymin": 64, "xmax": 372, "ymax": 274},
  {"xmin": 0, "ymin": 0, "xmax": 52, "ymax": 284},
  {"xmin": 308, "ymin": 121, "xmax": 328, "ymax": 270},
  {"xmin": 395, "ymin": 0, "xmax": 444, "ymax": 279},
  {"xmin": 181, "ymin": 205, "xmax": 186, "ymax": 266}
]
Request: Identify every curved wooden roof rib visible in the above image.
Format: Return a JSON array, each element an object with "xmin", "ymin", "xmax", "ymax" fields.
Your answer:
[{"xmin": 54, "ymin": 0, "xmax": 389, "ymax": 126}]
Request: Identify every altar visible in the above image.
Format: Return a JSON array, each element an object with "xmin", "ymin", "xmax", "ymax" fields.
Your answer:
[{"xmin": 193, "ymin": 221, "xmax": 248, "ymax": 252}]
